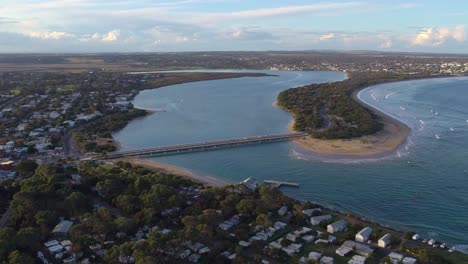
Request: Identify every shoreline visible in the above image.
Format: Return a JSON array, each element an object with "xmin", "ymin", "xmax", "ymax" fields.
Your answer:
[{"xmin": 121, "ymin": 157, "xmax": 232, "ymax": 187}]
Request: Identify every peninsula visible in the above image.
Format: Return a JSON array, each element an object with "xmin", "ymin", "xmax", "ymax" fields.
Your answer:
[{"xmin": 276, "ymin": 72, "xmax": 451, "ymax": 157}]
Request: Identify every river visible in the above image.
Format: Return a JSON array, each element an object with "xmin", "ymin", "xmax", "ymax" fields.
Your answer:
[{"xmin": 114, "ymin": 70, "xmax": 468, "ymax": 248}]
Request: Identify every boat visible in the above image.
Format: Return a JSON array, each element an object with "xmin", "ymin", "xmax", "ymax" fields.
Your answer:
[
  {"xmin": 412, "ymin": 234, "xmax": 420, "ymax": 240},
  {"xmin": 435, "ymin": 112, "xmax": 439, "ymax": 115},
  {"xmin": 428, "ymin": 239, "xmax": 436, "ymax": 246},
  {"xmin": 449, "ymin": 247, "xmax": 455, "ymax": 253},
  {"xmin": 435, "ymin": 134, "xmax": 440, "ymax": 140},
  {"xmin": 441, "ymin": 243, "xmax": 446, "ymax": 249},
  {"xmin": 449, "ymin": 128, "xmax": 455, "ymax": 132},
  {"xmin": 422, "ymin": 239, "xmax": 428, "ymax": 243}
]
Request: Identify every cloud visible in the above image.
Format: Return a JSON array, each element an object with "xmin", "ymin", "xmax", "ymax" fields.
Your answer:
[
  {"xmin": 319, "ymin": 33, "xmax": 336, "ymax": 41},
  {"xmin": 79, "ymin": 30, "xmax": 121, "ymax": 42},
  {"xmin": 199, "ymin": 2, "xmax": 366, "ymax": 23},
  {"xmin": 412, "ymin": 25, "xmax": 466, "ymax": 46},
  {"xmin": 101, "ymin": 30, "xmax": 120, "ymax": 42},
  {"xmin": 222, "ymin": 27, "xmax": 276, "ymax": 41},
  {"xmin": 28, "ymin": 31, "xmax": 74, "ymax": 40},
  {"xmin": 380, "ymin": 39, "xmax": 393, "ymax": 48}
]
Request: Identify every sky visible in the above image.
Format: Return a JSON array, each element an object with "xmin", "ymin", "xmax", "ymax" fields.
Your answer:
[{"xmin": 0, "ymin": 0, "xmax": 467, "ymax": 53}]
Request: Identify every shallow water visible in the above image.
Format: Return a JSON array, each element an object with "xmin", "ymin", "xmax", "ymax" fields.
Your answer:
[{"xmin": 114, "ymin": 71, "xmax": 468, "ymax": 247}]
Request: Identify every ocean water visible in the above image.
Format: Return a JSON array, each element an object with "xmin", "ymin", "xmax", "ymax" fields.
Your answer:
[{"xmin": 114, "ymin": 71, "xmax": 468, "ymax": 247}]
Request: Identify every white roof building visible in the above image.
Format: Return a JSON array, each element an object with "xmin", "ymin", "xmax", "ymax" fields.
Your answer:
[
  {"xmin": 302, "ymin": 208, "xmax": 322, "ymax": 216},
  {"xmin": 52, "ymin": 220, "xmax": 74, "ymax": 237},
  {"xmin": 402, "ymin": 257, "xmax": 418, "ymax": 264},
  {"xmin": 355, "ymin": 227, "xmax": 373, "ymax": 243},
  {"xmin": 378, "ymin": 234, "xmax": 391, "ymax": 248},
  {"xmin": 327, "ymin": 219, "xmax": 348, "ymax": 233},
  {"xmin": 308, "ymin": 251, "xmax": 322, "ymax": 261},
  {"xmin": 277, "ymin": 205, "xmax": 289, "ymax": 216},
  {"xmin": 310, "ymin": 215, "xmax": 332, "ymax": 225},
  {"xmin": 320, "ymin": 256, "xmax": 334, "ymax": 264},
  {"xmin": 388, "ymin": 252, "xmax": 404, "ymax": 262},
  {"xmin": 348, "ymin": 255, "xmax": 367, "ymax": 264},
  {"xmin": 240, "ymin": 177, "xmax": 258, "ymax": 190},
  {"xmin": 336, "ymin": 246, "xmax": 352, "ymax": 257}
]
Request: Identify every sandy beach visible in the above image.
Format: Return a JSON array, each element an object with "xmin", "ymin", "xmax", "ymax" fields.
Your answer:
[
  {"xmin": 122, "ymin": 158, "xmax": 231, "ymax": 187},
  {"xmin": 284, "ymin": 90, "xmax": 411, "ymax": 158}
]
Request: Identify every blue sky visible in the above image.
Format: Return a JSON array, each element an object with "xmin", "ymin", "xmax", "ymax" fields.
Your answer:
[{"xmin": 0, "ymin": 0, "xmax": 467, "ymax": 53}]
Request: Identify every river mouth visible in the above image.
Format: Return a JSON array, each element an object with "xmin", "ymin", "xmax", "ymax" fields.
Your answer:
[{"xmin": 113, "ymin": 71, "xmax": 468, "ymax": 246}]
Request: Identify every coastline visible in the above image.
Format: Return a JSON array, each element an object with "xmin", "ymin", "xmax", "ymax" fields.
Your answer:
[
  {"xmin": 122, "ymin": 157, "xmax": 231, "ymax": 187},
  {"xmin": 283, "ymin": 82, "xmax": 411, "ymax": 159}
]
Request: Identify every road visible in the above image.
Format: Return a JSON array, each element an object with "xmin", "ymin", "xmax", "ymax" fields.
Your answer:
[{"xmin": 0, "ymin": 207, "xmax": 11, "ymax": 228}]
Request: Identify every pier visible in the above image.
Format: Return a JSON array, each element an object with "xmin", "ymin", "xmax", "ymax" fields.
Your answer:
[
  {"xmin": 264, "ymin": 180, "xmax": 300, "ymax": 188},
  {"xmin": 84, "ymin": 132, "xmax": 307, "ymax": 160}
]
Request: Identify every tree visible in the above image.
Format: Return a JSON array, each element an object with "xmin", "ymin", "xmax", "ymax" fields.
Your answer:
[
  {"xmin": 35, "ymin": 210, "xmax": 57, "ymax": 238},
  {"xmin": 114, "ymin": 217, "xmax": 136, "ymax": 234},
  {"xmin": 14, "ymin": 160, "xmax": 38, "ymax": 176},
  {"xmin": 0, "ymin": 228, "xmax": 17, "ymax": 260},
  {"xmin": 65, "ymin": 192, "xmax": 88, "ymax": 216},
  {"xmin": 16, "ymin": 227, "xmax": 40, "ymax": 250},
  {"xmin": 255, "ymin": 214, "xmax": 272, "ymax": 227},
  {"xmin": 236, "ymin": 199, "xmax": 256, "ymax": 215},
  {"xmin": 7, "ymin": 250, "xmax": 34, "ymax": 264},
  {"xmin": 115, "ymin": 195, "xmax": 140, "ymax": 215}
]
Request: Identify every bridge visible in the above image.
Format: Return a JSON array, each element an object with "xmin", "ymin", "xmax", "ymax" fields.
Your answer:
[{"xmin": 85, "ymin": 132, "xmax": 307, "ymax": 160}]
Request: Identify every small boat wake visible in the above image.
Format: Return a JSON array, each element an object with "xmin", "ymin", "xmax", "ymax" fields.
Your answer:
[
  {"xmin": 385, "ymin": 92, "xmax": 398, "ymax": 99},
  {"xmin": 273, "ymin": 72, "xmax": 303, "ymax": 85}
]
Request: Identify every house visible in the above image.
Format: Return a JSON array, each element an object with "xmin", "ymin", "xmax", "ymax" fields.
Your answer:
[
  {"xmin": 188, "ymin": 254, "xmax": 201, "ymax": 263},
  {"xmin": 274, "ymin": 221, "xmax": 287, "ymax": 230},
  {"xmin": 51, "ymin": 220, "xmax": 74, "ymax": 238},
  {"xmin": 177, "ymin": 249, "xmax": 191, "ymax": 259},
  {"xmin": 277, "ymin": 205, "xmax": 289, "ymax": 216},
  {"xmin": 336, "ymin": 246, "xmax": 352, "ymax": 257},
  {"xmin": 320, "ymin": 256, "xmax": 334, "ymax": 264},
  {"xmin": 348, "ymin": 255, "xmax": 367, "ymax": 264},
  {"xmin": 285, "ymin": 232, "xmax": 296, "ymax": 242},
  {"xmin": 268, "ymin": 241, "xmax": 282, "ymax": 249},
  {"xmin": 199, "ymin": 247, "xmax": 211, "ymax": 254},
  {"xmin": 310, "ymin": 215, "xmax": 332, "ymax": 225},
  {"xmin": 238, "ymin": 240, "xmax": 250, "ymax": 247},
  {"xmin": 308, "ymin": 251, "xmax": 322, "ymax": 261},
  {"xmin": 302, "ymin": 208, "xmax": 322, "ymax": 217},
  {"xmin": 44, "ymin": 240, "xmax": 60, "ymax": 248},
  {"xmin": 302, "ymin": 235, "xmax": 315, "ymax": 242},
  {"xmin": 327, "ymin": 219, "xmax": 348, "ymax": 233},
  {"xmin": 240, "ymin": 177, "xmax": 258, "ymax": 190},
  {"xmin": 342, "ymin": 240, "xmax": 374, "ymax": 257},
  {"xmin": 219, "ymin": 215, "xmax": 240, "ymax": 231},
  {"xmin": 48, "ymin": 244, "xmax": 64, "ymax": 255},
  {"xmin": 388, "ymin": 252, "xmax": 404, "ymax": 262},
  {"xmin": 378, "ymin": 234, "xmax": 392, "ymax": 248},
  {"xmin": 402, "ymin": 257, "xmax": 417, "ymax": 264},
  {"xmin": 355, "ymin": 227, "xmax": 373, "ymax": 242}
]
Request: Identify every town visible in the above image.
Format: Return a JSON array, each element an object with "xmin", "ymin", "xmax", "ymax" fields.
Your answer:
[
  {"xmin": 1, "ymin": 161, "xmax": 465, "ymax": 264},
  {"xmin": 1, "ymin": 52, "xmax": 468, "ymax": 264}
]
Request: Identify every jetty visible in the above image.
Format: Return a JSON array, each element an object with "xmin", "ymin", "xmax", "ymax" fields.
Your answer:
[
  {"xmin": 264, "ymin": 180, "xmax": 300, "ymax": 188},
  {"xmin": 84, "ymin": 132, "xmax": 307, "ymax": 160}
]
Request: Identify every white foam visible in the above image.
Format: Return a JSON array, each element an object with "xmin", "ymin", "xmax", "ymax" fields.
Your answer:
[
  {"xmin": 385, "ymin": 92, "xmax": 397, "ymax": 99},
  {"xmin": 273, "ymin": 72, "xmax": 303, "ymax": 85}
]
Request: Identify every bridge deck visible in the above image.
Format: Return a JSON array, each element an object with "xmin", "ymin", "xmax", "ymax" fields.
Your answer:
[{"xmin": 86, "ymin": 132, "xmax": 307, "ymax": 160}]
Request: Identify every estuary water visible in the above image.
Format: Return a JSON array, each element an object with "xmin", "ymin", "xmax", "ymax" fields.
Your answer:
[{"xmin": 114, "ymin": 71, "xmax": 468, "ymax": 248}]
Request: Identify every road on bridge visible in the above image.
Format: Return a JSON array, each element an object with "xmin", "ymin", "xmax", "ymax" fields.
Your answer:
[{"xmin": 85, "ymin": 132, "xmax": 307, "ymax": 160}]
